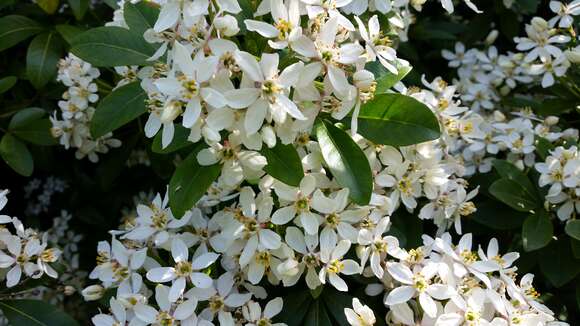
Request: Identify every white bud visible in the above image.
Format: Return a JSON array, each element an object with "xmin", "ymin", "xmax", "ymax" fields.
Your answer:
[
  {"xmin": 564, "ymin": 47, "xmax": 580, "ymax": 63},
  {"xmin": 214, "ymin": 15, "xmax": 240, "ymax": 37},
  {"xmin": 160, "ymin": 101, "xmax": 182, "ymax": 123},
  {"xmin": 485, "ymin": 30, "xmax": 499, "ymax": 45},
  {"xmin": 82, "ymin": 285, "xmax": 104, "ymax": 301},
  {"xmin": 531, "ymin": 17, "xmax": 548, "ymax": 31},
  {"xmin": 493, "ymin": 110, "xmax": 506, "ymax": 122},
  {"xmin": 353, "ymin": 70, "xmax": 375, "ymax": 91},
  {"xmin": 64, "ymin": 285, "xmax": 76, "ymax": 296},
  {"xmin": 261, "ymin": 125, "xmax": 276, "ymax": 148},
  {"xmin": 545, "ymin": 116, "xmax": 559, "ymax": 126}
]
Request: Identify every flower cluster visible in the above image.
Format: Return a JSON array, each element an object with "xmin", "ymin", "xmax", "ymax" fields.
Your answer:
[
  {"xmin": 368, "ymin": 233, "xmax": 565, "ymax": 326},
  {"xmin": 51, "ymin": 54, "xmax": 121, "ymax": 162},
  {"xmin": 0, "ymin": 190, "xmax": 61, "ymax": 288},
  {"xmin": 535, "ymin": 145, "xmax": 580, "ymax": 221}
]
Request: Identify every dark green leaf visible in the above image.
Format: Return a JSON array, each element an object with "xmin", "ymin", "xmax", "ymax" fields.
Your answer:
[
  {"xmin": 566, "ymin": 220, "xmax": 580, "ymax": 241},
  {"xmin": 316, "ymin": 119, "xmax": 373, "ymax": 205},
  {"xmin": 357, "ymin": 94, "xmax": 440, "ymax": 146},
  {"xmin": 0, "ymin": 299, "xmax": 79, "ymax": 326},
  {"xmin": 9, "ymin": 109, "xmax": 56, "ymax": 146},
  {"xmin": 0, "ymin": 76, "xmax": 17, "ymax": 94},
  {"xmin": 492, "ymin": 159, "xmax": 538, "ymax": 199},
  {"xmin": 366, "ymin": 61, "xmax": 412, "ymax": 94},
  {"xmin": 472, "ymin": 199, "xmax": 526, "ymax": 230},
  {"xmin": 539, "ymin": 239, "xmax": 580, "ymax": 287},
  {"xmin": 260, "ymin": 142, "xmax": 304, "ymax": 187},
  {"xmin": 0, "ymin": 15, "xmax": 43, "ymax": 52},
  {"xmin": 67, "ymin": 0, "xmax": 89, "ymax": 20},
  {"xmin": 26, "ymin": 32, "xmax": 63, "ymax": 89},
  {"xmin": 9, "ymin": 108, "xmax": 46, "ymax": 128},
  {"xmin": 71, "ymin": 26, "xmax": 156, "ymax": 67},
  {"xmin": 169, "ymin": 148, "xmax": 222, "ymax": 218},
  {"xmin": 522, "ymin": 210, "xmax": 553, "ymax": 251},
  {"xmin": 152, "ymin": 124, "xmax": 192, "ymax": 154},
  {"xmin": 91, "ymin": 81, "xmax": 147, "ymax": 138},
  {"xmin": 277, "ymin": 289, "xmax": 312, "ymax": 326},
  {"xmin": 55, "ymin": 25, "xmax": 84, "ymax": 44},
  {"xmin": 36, "ymin": 0, "xmax": 60, "ymax": 14},
  {"xmin": 124, "ymin": 1, "xmax": 160, "ymax": 36},
  {"xmin": 535, "ymin": 136, "xmax": 555, "ymax": 161},
  {"xmin": 321, "ymin": 289, "xmax": 352, "ymax": 326},
  {"xmin": 304, "ymin": 300, "xmax": 333, "ymax": 326},
  {"xmin": 0, "ymin": 134, "xmax": 33, "ymax": 176},
  {"xmin": 489, "ymin": 179, "xmax": 539, "ymax": 212}
]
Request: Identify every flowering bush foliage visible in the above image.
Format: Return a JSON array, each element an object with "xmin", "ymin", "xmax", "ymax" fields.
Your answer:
[{"xmin": 0, "ymin": 0, "xmax": 579, "ymax": 325}]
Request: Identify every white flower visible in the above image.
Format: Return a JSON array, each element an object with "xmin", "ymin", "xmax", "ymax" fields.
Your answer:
[
  {"xmin": 134, "ymin": 285, "xmax": 198, "ymax": 324},
  {"xmin": 146, "ymin": 238, "xmax": 219, "ymax": 302},
  {"xmin": 318, "ymin": 239, "xmax": 360, "ymax": 291},
  {"xmin": 344, "ymin": 298, "xmax": 376, "ymax": 326},
  {"xmin": 242, "ymin": 297, "xmax": 286, "ymax": 326},
  {"xmin": 548, "ymin": 0, "xmax": 580, "ymax": 28}
]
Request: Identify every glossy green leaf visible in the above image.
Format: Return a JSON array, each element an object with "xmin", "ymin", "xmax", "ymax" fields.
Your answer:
[
  {"xmin": 26, "ymin": 32, "xmax": 62, "ymax": 89},
  {"xmin": 260, "ymin": 142, "xmax": 304, "ymax": 187},
  {"xmin": 489, "ymin": 179, "xmax": 539, "ymax": 212},
  {"xmin": 0, "ymin": 15, "xmax": 43, "ymax": 52},
  {"xmin": 316, "ymin": 119, "xmax": 373, "ymax": 205},
  {"xmin": 0, "ymin": 134, "xmax": 33, "ymax": 176},
  {"xmin": 472, "ymin": 199, "xmax": 526, "ymax": 230},
  {"xmin": 169, "ymin": 148, "xmax": 222, "ymax": 218},
  {"xmin": 152, "ymin": 124, "xmax": 192, "ymax": 154},
  {"xmin": 36, "ymin": 0, "xmax": 60, "ymax": 14},
  {"xmin": 124, "ymin": 1, "xmax": 160, "ymax": 36},
  {"xmin": 535, "ymin": 136, "xmax": 555, "ymax": 161},
  {"xmin": 522, "ymin": 210, "xmax": 553, "ymax": 251},
  {"xmin": 67, "ymin": 0, "xmax": 89, "ymax": 20},
  {"xmin": 367, "ymin": 60, "xmax": 412, "ymax": 94},
  {"xmin": 0, "ymin": 299, "xmax": 79, "ymax": 326},
  {"xmin": 71, "ymin": 26, "xmax": 156, "ymax": 67},
  {"xmin": 9, "ymin": 108, "xmax": 56, "ymax": 145},
  {"xmin": 492, "ymin": 159, "xmax": 538, "ymax": 199},
  {"xmin": 321, "ymin": 289, "xmax": 353, "ymax": 326},
  {"xmin": 304, "ymin": 300, "xmax": 333, "ymax": 326},
  {"xmin": 276, "ymin": 289, "xmax": 312, "ymax": 326},
  {"xmin": 0, "ymin": 76, "xmax": 17, "ymax": 94},
  {"xmin": 55, "ymin": 25, "xmax": 85, "ymax": 44},
  {"xmin": 9, "ymin": 108, "xmax": 46, "ymax": 128},
  {"xmin": 566, "ymin": 220, "xmax": 580, "ymax": 241},
  {"xmin": 90, "ymin": 81, "xmax": 147, "ymax": 138},
  {"xmin": 357, "ymin": 93, "xmax": 440, "ymax": 146},
  {"xmin": 539, "ymin": 239, "xmax": 580, "ymax": 287}
]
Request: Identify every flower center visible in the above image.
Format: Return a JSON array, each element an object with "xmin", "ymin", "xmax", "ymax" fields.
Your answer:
[
  {"xmin": 327, "ymin": 259, "xmax": 344, "ymax": 274},
  {"xmin": 175, "ymin": 261, "xmax": 192, "ymax": 277}
]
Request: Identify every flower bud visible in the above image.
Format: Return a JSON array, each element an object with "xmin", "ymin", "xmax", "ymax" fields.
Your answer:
[
  {"xmin": 261, "ymin": 125, "xmax": 276, "ymax": 148},
  {"xmin": 64, "ymin": 285, "xmax": 76, "ymax": 296},
  {"xmin": 564, "ymin": 47, "xmax": 580, "ymax": 63},
  {"xmin": 160, "ymin": 101, "xmax": 183, "ymax": 123},
  {"xmin": 353, "ymin": 70, "xmax": 375, "ymax": 91},
  {"xmin": 545, "ymin": 116, "xmax": 559, "ymax": 126},
  {"xmin": 493, "ymin": 110, "xmax": 506, "ymax": 122},
  {"xmin": 531, "ymin": 17, "xmax": 548, "ymax": 31},
  {"xmin": 485, "ymin": 30, "xmax": 499, "ymax": 45},
  {"xmin": 214, "ymin": 15, "xmax": 240, "ymax": 37},
  {"xmin": 82, "ymin": 285, "xmax": 104, "ymax": 301}
]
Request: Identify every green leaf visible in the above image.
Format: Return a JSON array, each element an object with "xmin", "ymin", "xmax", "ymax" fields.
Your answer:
[
  {"xmin": 71, "ymin": 26, "xmax": 156, "ymax": 67},
  {"xmin": 9, "ymin": 108, "xmax": 46, "ymax": 128},
  {"xmin": 152, "ymin": 124, "xmax": 192, "ymax": 154},
  {"xmin": 304, "ymin": 300, "xmax": 333, "ymax": 326},
  {"xmin": 36, "ymin": 0, "xmax": 60, "ymax": 14},
  {"xmin": 0, "ymin": 299, "xmax": 79, "ymax": 326},
  {"xmin": 124, "ymin": 1, "xmax": 160, "ymax": 36},
  {"xmin": 260, "ymin": 142, "xmax": 304, "ymax": 187},
  {"xmin": 539, "ymin": 239, "xmax": 580, "ymax": 287},
  {"xmin": 565, "ymin": 220, "xmax": 580, "ymax": 241},
  {"xmin": 357, "ymin": 93, "xmax": 440, "ymax": 146},
  {"xmin": 489, "ymin": 179, "xmax": 539, "ymax": 212},
  {"xmin": 522, "ymin": 210, "xmax": 553, "ymax": 251},
  {"xmin": 26, "ymin": 32, "xmax": 62, "ymax": 89},
  {"xmin": 0, "ymin": 76, "xmax": 17, "ymax": 94},
  {"xmin": 367, "ymin": 60, "xmax": 412, "ymax": 94},
  {"xmin": 321, "ymin": 289, "xmax": 353, "ymax": 326},
  {"xmin": 277, "ymin": 289, "xmax": 312, "ymax": 326},
  {"xmin": 535, "ymin": 136, "xmax": 554, "ymax": 161},
  {"xmin": 67, "ymin": 0, "xmax": 89, "ymax": 20},
  {"xmin": 0, "ymin": 134, "xmax": 33, "ymax": 176},
  {"xmin": 472, "ymin": 199, "xmax": 526, "ymax": 230},
  {"xmin": 492, "ymin": 159, "xmax": 538, "ymax": 198},
  {"xmin": 169, "ymin": 148, "xmax": 222, "ymax": 218},
  {"xmin": 55, "ymin": 25, "xmax": 84, "ymax": 45},
  {"xmin": 316, "ymin": 119, "xmax": 373, "ymax": 205},
  {"xmin": 0, "ymin": 15, "xmax": 43, "ymax": 52},
  {"xmin": 9, "ymin": 108, "xmax": 56, "ymax": 146},
  {"xmin": 90, "ymin": 81, "xmax": 147, "ymax": 138}
]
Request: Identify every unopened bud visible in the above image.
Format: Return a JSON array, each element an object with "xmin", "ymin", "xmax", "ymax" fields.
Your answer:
[
  {"xmin": 64, "ymin": 285, "xmax": 76, "ymax": 296},
  {"xmin": 531, "ymin": 17, "xmax": 548, "ymax": 31},
  {"xmin": 545, "ymin": 116, "xmax": 559, "ymax": 126},
  {"xmin": 485, "ymin": 30, "xmax": 499, "ymax": 45},
  {"xmin": 565, "ymin": 47, "xmax": 580, "ymax": 63},
  {"xmin": 160, "ymin": 101, "xmax": 183, "ymax": 123},
  {"xmin": 353, "ymin": 70, "xmax": 375, "ymax": 91},
  {"xmin": 493, "ymin": 110, "xmax": 506, "ymax": 122},
  {"xmin": 82, "ymin": 285, "xmax": 105, "ymax": 301},
  {"xmin": 214, "ymin": 15, "xmax": 240, "ymax": 37}
]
